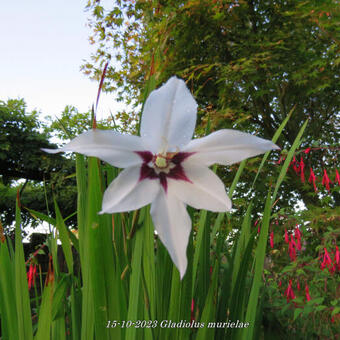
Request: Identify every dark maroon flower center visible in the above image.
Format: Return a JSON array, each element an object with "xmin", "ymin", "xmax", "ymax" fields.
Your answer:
[{"xmin": 135, "ymin": 151, "xmax": 195, "ymax": 192}]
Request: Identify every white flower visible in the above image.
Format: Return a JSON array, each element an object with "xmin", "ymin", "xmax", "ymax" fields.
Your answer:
[{"xmin": 43, "ymin": 77, "xmax": 279, "ymax": 278}]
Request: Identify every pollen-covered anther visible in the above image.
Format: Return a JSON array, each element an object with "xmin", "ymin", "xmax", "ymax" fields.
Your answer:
[
  {"xmin": 152, "ymin": 152, "xmax": 177, "ymax": 174},
  {"xmin": 155, "ymin": 154, "xmax": 168, "ymax": 168}
]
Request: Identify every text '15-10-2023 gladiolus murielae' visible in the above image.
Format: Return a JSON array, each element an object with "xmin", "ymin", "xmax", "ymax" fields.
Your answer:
[{"xmin": 43, "ymin": 76, "xmax": 279, "ymax": 278}]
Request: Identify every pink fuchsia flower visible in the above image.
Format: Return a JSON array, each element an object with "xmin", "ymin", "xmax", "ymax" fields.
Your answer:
[
  {"xmin": 294, "ymin": 226, "xmax": 302, "ymax": 251},
  {"xmin": 331, "ymin": 246, "xmax": 340, "ymax": 273},
  {"xmin": 329, "ymin": 263, "xmax": 336, "ymax": 274},
  {"xmin": 322, "ymin": 169, "xmax": 331, "ymax": 192},
  {"xmin": 288, "ymin": 234, "xmax": 297, "ymax": 261},
  {"xmin": 308, "ymin": 167, "xmax": 317, "ymax": 192},
  {"xmin": 304, "ymin": 147, "xmax": 311, "ymax": 154},
  {"xmin": 335, "ymin": 246, "xmax": 340, "ymax": 265},
  {"xmin": 335, "ymin": 169, "xmax": 340, "ymax": 185},
  {"xmin": 284, "ymin": 228, "xmax": 289, "ymax": 244},
  {"xmin": 285, "ymin": 280, "xmax": 296, "ymax": 303},
  {"xmin": 305, "ymin": 283, "xmax": 311, "ymax": 301},
  {"xmin": 299, "ymin": 156, "xmax": 305, "ymax": 183},
  {"xmin": 191, "ymin": 299, "xmax": 195, "ymax": 322},
  {"xmin": 254, "ymin": 219, "xmax": 261, "ymax": 233},
  {"xmin": 270, "ymin": 231, "xmax": 274, "ymax": 249},
  {"xmin": 276, "ymin": 155, "xmax": 283, "ymax": 164},
  {"xmin": 320, "ymin": 247, "xmax": 332, "ymax": 271},
  {"xmin": 291, "ymin": 156, "xmax": 299, "ymax": 174},
  {"xmin": 43, "ymin": 77, "xmax": 279, "ymax": 278},
  {"xmin": 27, "ymin": 263, "xmax": 37, "ymax": 290}
]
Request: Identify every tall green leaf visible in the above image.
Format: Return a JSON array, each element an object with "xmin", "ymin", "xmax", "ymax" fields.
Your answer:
[{"xmin": 14, "ymin": 196, "xmax": 33, "ymax": 340}]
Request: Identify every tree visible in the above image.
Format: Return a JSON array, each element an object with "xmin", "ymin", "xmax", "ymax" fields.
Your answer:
[
  {"xmin": 84, "ymin": 0, "xmax": 339, "ymax": 211},
  {"xmin": 0, "ymin": 99, "xmax": 77, "ymax": 229}
]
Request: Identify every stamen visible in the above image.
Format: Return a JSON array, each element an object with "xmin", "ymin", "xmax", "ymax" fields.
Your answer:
[
  {"xmin": 153, "ymin": 150, "xmax": 180, "ymax": 171},
  {"xmin": 159, "ymin": 136, "xmax": 169, "ymax": 155},
  {"xmin": 155, "ymin": 154, "xmax": 168, "ymax": 168}
]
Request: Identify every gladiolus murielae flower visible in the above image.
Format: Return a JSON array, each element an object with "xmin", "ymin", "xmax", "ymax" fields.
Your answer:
[{"xmin": 43, "ymin": 76, "xmax": 279, "ymax": 278}]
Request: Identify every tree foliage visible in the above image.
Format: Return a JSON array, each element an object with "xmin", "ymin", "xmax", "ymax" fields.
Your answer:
[
  {"xmin": 84, "ymin": 0, "xmax": 339, "ymax": 209},
  {"xmin": 0, "ymin": 99, "xmax": 77, "ymax": 229},
  {"xmin": 0, "ymin": 99, "xmax": 57, "ymax": 183}
]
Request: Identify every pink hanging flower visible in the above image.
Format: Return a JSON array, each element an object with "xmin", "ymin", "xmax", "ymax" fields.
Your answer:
[
  {"xmin": 304, "ymin": 147, "xmax": 311, "ymax": 154},
  {"xmin": 190, "ymin": 299, "xmax": 195, "ymax": 322},
  {"xmin": 331, "ymin": 246, "xmax": 340, "ymax": 273},
  {"xmin": 335, "ymin": 169, "xmax": 340, "ymax": 186},
  {"xmin": 308, "ymin": 167, "xmax": 317, "ymax": 192},
  {"xmin": 285, "ymin": 280, "xmax": 296, "ymax": 303},
  {"xmin": 288, "ymin": 235, "xmax": 297, "ymax": 261},
  {"xmin": 255, "ymin": 219, "xmax": 261, "ymax": 234},
  {"xmin": 277, "ymin": 156, "xmax": 283, "ymax": 164},
  {"xmin": 329, "ymin": 263, "xmax": 336, "ymax": 274},
  {"xmin": 27, "ymin": 263, "xmax": 37, "ymax": 290},
  {"xmin": 284, "ymin": 228, "xmax": 289, "ymax": 244},
  {"xmin": 322, "ymin": 169, "xmax": 331, "ymax": 192},
  {"xmin": 335, "ymin": 246, "xmax": 340, "ymax": 265},
  {"xmin": 270, "ymin": 231, "xmax": 274, "ymax": 249},
  {"xmin": 294, "ymin": 226, "xmax": 302, "ymax": 251},
  {"xmin": 320, "ymin": 247, "xmax": 332, "ymax": 271},
  {"xmin": 299, "ymin": 156, "xmax": 305, "ymax": 183},
  {"xmin": 305, "ymin": 284, "xmax": 311, "ymax": 301},
  {"xmin": 291, "ymin": 156, "xmax": 299, "ymax": 174}
]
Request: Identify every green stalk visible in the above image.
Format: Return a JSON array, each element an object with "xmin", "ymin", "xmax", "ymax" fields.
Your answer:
[
  {"xmin": 76, "ymin": 154, "xmax": 94, "ymax": 340},
  {"xmin": 14, "ymin": 196, "xmax": 33, "ymax": 340},
  {"xmin": 54, "ymin": 199, "xmax": 73, "ymax": 274},
  {"xmin": 0, "ymin": 235, "xmax": 19, "ymax": 339},
  {"xmin": 126, "ymin": 226, "xmax": 144, "ymax": 340},
  {"xmin": 196, "ymin": 261, "xmax": 219, "ymax": 340},
  {"xmin": 35, "ymin": 281, "xmax": 53, "ymax": 340}
]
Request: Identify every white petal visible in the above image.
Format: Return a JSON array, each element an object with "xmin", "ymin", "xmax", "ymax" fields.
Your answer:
[
  {"xmin": 100, "ymin": 166, "xmax": 160, "ymax": 213},
  {"xmin": 140, "ymin": 76, "xmax": 197, "ymax": 153},
  {"xmin": 150, "ymin": 189, "xmax": 191, "ymax": 279},
  {"xmin": 42, "ymin": 129, "xmax": 146, "ymax": 168},
  {"xmin": 168, "ymin": 160, "xmax": 232, "ymax": 212},
  {"xmin": 183, "ymin": 129, "xmax": 280, "ymax": 166}
]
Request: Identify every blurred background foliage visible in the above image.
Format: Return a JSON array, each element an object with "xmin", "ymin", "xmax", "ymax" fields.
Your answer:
[{"xmin": 82, "ymin": 0, "xmax": 339, "ymax": 213}]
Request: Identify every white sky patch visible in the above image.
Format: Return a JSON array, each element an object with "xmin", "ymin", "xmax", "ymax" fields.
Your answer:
[
  {"xmin": 0, "ymin": 0, "xmax": 124, "ymax": 121},
  {"xmin": 23, "ymin": 222, "xmax": 51, "ymax": 243},
  {"xmin": 0, "ymin": 1, "xmax": 126, "ymax": 239}
]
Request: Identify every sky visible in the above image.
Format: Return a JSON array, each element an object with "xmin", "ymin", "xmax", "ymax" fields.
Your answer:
[
  {"xmin": 1, "ymin": 1, "xmax": 118, "ymax": 238},
  {"xmin": 0, "ymin": 0, "xmax": 120, "ymax": 120}
]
